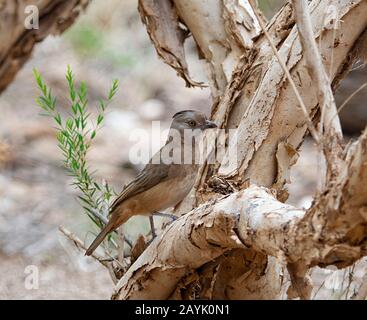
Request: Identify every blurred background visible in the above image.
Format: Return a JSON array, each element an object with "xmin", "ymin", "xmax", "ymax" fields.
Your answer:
[{"xmin": 0, "ymin": 0, "xmax": 366, "ymax": 299}]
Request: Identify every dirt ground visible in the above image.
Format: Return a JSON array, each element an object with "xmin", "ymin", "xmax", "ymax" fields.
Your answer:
[{"xmin": 0, "ymin": 0, "xmax": 366, "ymax": 299}]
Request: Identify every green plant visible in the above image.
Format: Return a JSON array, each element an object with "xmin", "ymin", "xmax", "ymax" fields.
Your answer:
[{"xmin": 33, "ymin": 66, "xmax": 124, "ymax": 252}]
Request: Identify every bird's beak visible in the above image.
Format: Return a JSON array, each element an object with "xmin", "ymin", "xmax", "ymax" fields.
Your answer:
[{"xmin": 203, "ymin": 120, "xmax": 217, "ymax": 129}]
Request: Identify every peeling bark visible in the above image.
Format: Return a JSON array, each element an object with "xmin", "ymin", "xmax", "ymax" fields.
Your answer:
[
  {"xmin": 113, "ymin": 0, "xmax": 367, "ymax": 300},
  {"xmin": 172, "ymin": 0, "xmax": 261, "ymax": 98},
  {"xmin": 112, "ymin": 196, "xmax": 244, "ymax": 299},
  {"xmin": 219, "ymin": 0, "xmax": 366, "ymax": 185},
  {"xmin": 113, "ymin": 125, "xmax": 367, "ymax": 299},
  {"xmin": 0, "ymin": 0, "xmax": 89, "ymax": 94},
  {"xmin": 291, "ymin": 0, "xmax": 342, "ymax": 138},
  {"xmin": 182, "ymin": 0, "xmax": 367, "ymax": 212},
  {"xmin": 138, "ymin": 0, "xmax": 203, "ymax": 87}
]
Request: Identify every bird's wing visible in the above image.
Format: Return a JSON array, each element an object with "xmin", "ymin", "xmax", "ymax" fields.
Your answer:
[{"xmin": 109, "ymin": 162, "xmax": 170, "ymax": 212}]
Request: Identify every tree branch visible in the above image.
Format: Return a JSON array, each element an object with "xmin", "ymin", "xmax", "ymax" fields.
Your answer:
[
  {"xmin": 291, "ymin": 0, "xmax": 342, "ymax": 137},
  {"xmin": 112, "ymin": 126, "xmax": 367, "ymax": 299},
  {"xmin": 0, "ymin": 0, "xmax": 89, "ymax": 94}
]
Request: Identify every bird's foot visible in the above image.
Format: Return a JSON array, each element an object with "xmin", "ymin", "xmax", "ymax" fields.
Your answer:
[
  {"xmin": 147, "ymin": 213, "xmax": 178, "ymax": 246},
  {"xmin": 149, "ymin": 215, "xmax": 157, "ymax": 240},
  {"xmin": 152, "ymin": 211, "xmax": 177, "ymax": 221}
]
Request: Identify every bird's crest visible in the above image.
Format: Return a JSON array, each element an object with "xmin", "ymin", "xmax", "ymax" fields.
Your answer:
[{"xmin": 172, "ymin": 110, "xmax": 196, "ymax": 118}]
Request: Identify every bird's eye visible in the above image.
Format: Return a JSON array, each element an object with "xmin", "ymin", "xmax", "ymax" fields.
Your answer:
[{"xmin": 188, "ymin": 120, "xmax": 196, "ymax": 127}]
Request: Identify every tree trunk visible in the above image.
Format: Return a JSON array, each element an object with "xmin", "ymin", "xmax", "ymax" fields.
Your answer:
[
  {"xmin": 0, "ymin": 0, "xmax": 89, "ymax": 94},
  {"xmin": 112, "ymin": 0, "xmax": 367, "ymax": 299}
]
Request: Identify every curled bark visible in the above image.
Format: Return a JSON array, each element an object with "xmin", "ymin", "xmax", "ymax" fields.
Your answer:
[
  {"xmin": 172, "ymin": 0, "xmax": 261, "ymax": 98},
  {"xmin": 138, "ymin": 0, "xmax": 204, "ymax": 88}
]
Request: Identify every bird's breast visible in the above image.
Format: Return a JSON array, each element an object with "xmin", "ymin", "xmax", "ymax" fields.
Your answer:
[{"xmin": 133, "ymin": 167, "xmax": 198, "ymax": 214}]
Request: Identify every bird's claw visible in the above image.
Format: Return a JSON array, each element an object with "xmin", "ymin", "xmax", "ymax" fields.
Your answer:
[{"xmin": 152, "ymin": 211, "xmax": 177, "ymax": 221}]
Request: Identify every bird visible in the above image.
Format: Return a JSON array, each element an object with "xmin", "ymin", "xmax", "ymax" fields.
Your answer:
[{"xmin": 85, "ymin": 110, "xmax": 217, "ymax": 256}]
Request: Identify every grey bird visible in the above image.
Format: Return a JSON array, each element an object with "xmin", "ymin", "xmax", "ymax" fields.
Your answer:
[{"xmin": 85, "ymin": 110, "xmax": 217, "ymax": 256}]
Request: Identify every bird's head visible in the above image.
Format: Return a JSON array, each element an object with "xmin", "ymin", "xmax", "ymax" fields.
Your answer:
[
  {"xmin": 162, "ymin": 110, "xmax": 217, "ymax": 163},
  {"xmin": 170, "ymin": 110, "xmax": 217, "ymax": 133}
]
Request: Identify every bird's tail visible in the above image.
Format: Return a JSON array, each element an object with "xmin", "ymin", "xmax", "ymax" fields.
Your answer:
[{"xmin": 85, "ymin": 222, "xmax": 115, "ymax": 256}]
